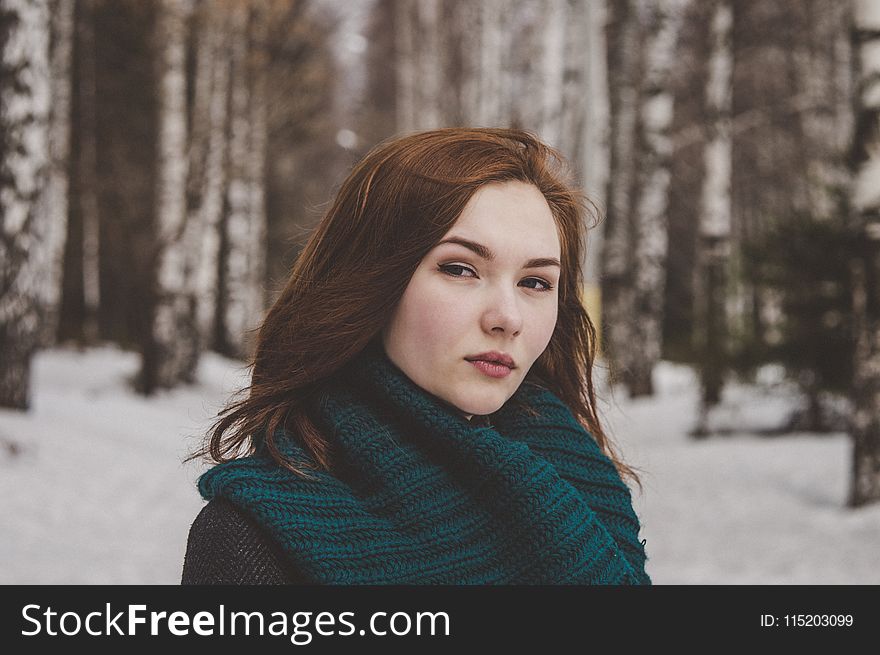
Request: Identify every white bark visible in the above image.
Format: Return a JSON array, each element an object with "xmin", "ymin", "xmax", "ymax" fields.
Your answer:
[
  {"xmin": 692, "ymin": 0, "xmax": 733, "ymax": 431},
  {"xmin": 794, "ymin": 2, "xmax": 853, "ymax": 219},
  {"xmin": 603, "ymin": 0, "xmax": 640, "ymax": 281},
  {"xmin": 191, "ymin": 2, "xmax": 230, "ymax": 343},
  {"xmin": 221, "ymin": 1, "xmax": 267, "ymax": 358},
  {"xmin": 394, "ymin": 0, "xmax": 442, "ymax": 132},
  {"xmin": 37, "ymin": 0, "xmax": 74, "ymax": 346},
  {"xmin": 699, "ymin": 1, "xmax": 733, "ymax": 241},
  {"xmin": 478, "ymin": 0, "xmax": 505, "ymax": 126},
  {"xmin": 245, "ymin": 4, "xmax": 269, "ymax": 353},
  {"xmin": 540, "ymin": 0, "xmax": 566, "ymax": 146},
  {"xmin": 582, "ymin": 0, "xmax": 610, "ymax": 286},
  {"xmin": 0, "ymin": 0, "xmax": 51, "ymax": 408},
  {"xmin": 502, "ymin": 0, "xmax": 543, "ymax": 131},
  {"xmin": 629, "ymin": 0, "xmax": 688, "ymax": 395},
  {"xmin": 853, "ymin": 0, "xmax": 880, "ymax": 216},
  {"xmin": 164, "ymin": 0, "xmax": 231, "ymax": 377},
  {"xmin": 150, "ymin": 0, "xmax": 191, "ymax": 386},
  {"xmin": 558, "ymin": 0, "xmax": 587, "ymax": 160}
]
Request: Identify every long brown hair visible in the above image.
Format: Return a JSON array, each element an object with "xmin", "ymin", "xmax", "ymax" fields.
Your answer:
[{"xmin": 190, "ymin": 127, "xmax": 641, "ymax": 489}]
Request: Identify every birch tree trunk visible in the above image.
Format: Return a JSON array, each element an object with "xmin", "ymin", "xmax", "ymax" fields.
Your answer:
[
  {"xmin": 393, "ymin": 0, "xmax": 442, "ymax": 132},
  {"xmin": 500, "ymin": 0, "xmax": 542, "ymax": 132},
  {"xmin": 38, "ymin": 0, "xmax": 74, "ymax": 347},
  {"xmin": 794, "ymin": 2, "xmax": 854, "ymax": 222},
  {"xmin": 244, "ymin": 3, "xmax": 269, "ymax": 351},
  {"xmin": 629, "ymin": 0, "xmax": 687, "ymax": 396},
  {"xmin": 163, "ymin": 0, "xmax": 231, "ymax": 381},
  {"xmin": 601, "ymin": 0, "xmax": 641, "ymax": 390},
  {"xmin": 215, "ymin": 1, "xmax": 267, "ymax": 360},
  {"xmin": 140, "ymin": 0, "xmax": 190, "ymax": 391},
  {"xmin": 540, "ymin": 0, "xmax": 567, "ymax": 146},
  {"xmin": 189, "ymin": 1, "xmax": 229, "ymax": 362},
  {"xmin": 692, "ymin": 0, "xmax": 733, "ymax": 436},
  {"xmin": 848, "ymin": 0, "xmax": 880, "ymax": 507},
  {"xmin": 478, "ymin": 0, "xmax": 505, "ymax": 126},
  {"xmin": 0, "ymin": 0, "xmax": 51, "ymax": 409},
  {"xmin": 553, "ymin": 0, "xmax": 605, "ymax": 324},
  {"xmin": 558, "ymin": 0, "xmax": 589, "ymax": 171},
  {"xmin": 582, "ymin": 0, "xmax": 610, "ymax": 289}
]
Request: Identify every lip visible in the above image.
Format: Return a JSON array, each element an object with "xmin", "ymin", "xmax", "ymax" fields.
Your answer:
[
  {"xmin": 465, "ymin": 351, "xmax": 517, "ymax": 369},
  {"xmin": 467, "ymin": 359, "xmax": 513, "ymax": 378},
  {"xmin": 465, "ymin": 350, "xmax": 516, "ymax": 378}
]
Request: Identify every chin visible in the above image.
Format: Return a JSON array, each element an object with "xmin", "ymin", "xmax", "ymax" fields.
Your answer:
[{"xmin": 451, "ymin": 391, "xmax": 509, "ymax": 417}]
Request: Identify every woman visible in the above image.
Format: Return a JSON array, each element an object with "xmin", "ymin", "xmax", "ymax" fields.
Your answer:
[{"xmin": 182, "ymin": 127, "xmax": 650, "ymax": 585}]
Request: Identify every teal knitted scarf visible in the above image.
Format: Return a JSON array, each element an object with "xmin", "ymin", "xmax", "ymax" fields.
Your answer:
[{"xmin": 198, "ymin": 343, "xmax": 651, "ymax": 584}]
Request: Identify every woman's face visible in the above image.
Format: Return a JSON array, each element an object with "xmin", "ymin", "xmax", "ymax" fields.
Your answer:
[{"xmin": 381, "ymin": 181, "xmax": 561, "ymax": 418}]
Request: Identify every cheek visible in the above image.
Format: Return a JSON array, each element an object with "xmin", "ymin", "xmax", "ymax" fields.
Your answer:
[
  {"xmin": 529, "ymin": 300, "xmax": 559, "ymax": 351},
  {"xmin": 394, "ymin": 279, "xmax": 470, "ymax": 349}
]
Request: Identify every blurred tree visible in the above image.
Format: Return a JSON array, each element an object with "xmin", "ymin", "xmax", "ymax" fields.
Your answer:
[
  {"xmin": 40, "ymin": 0, "xmax": 75, "ymax": 347},
  {"xmin": 394, "ymin": 0, "xmax": 442, "ymax": 131},
  {"xmin": 539, "ymin": 0, "xmax": 566, "ymax": 144},
  {"xmin": 474, "ymin": 0, "xmax": 506, "ymax": 126},
  {"xmin": 724, "ymin": 0, "xmax": 854, "ymax": 436},
  {"xmin": 262, "ymin": 1, "xmax": 338, "ymax": 299},
  {"xmin": 691, "ymin": 0, "xmax": 732, "ymax": 437},
  {"xmin": 87, "ymin": 1, "xmax": 158, "ymax": 351},
  {"xmin": 212, "ymin": 0, "xmax": 267, "ymax": 360},
  {"xmin": 741, "ymin": 215, "xmax": 857, "ymax": 432},
  {"xmin": 579, "ymin": 0, "xmax": 610, "ymax": 299},
  {"xmin": 140, "ymin": 0, "xmax": 191, "ymax": 391},
  {"xmin": 380, "ymin": 0, "xmax": 597, "ymax": 175},
  {"xmin": 358, "ymin": 0, "xmax": 396, "ymax": 149},
  {"xmin": 60, "ymin": 0, "xmax": 101, "ymax": 346},
  {"xmin": 137, "ymin": 0, "xmax": 336, "ymax": 388},
  {"xmin": 601, "ymin": 0, "xmax": 642, "ymax": 391},
  {"xmin": 848, "ymin": 0, "xmax": 880, "ymax": 507},
  {"xmin": 0, "ymin": 0, "xmax": 51, "ymax": 408},
  {"xmin": 661, "ymin": 0, "xmax": 712, "ymax": 365},
  {"xmin": 729, "ymin": 1, "xmax": 853, "ymax": 360},
  {"xmin": 628, "ymin": 0, "xmax": 688, "ymax": 397},
  {"xmin": 661, "ymin": 0, "xmax": 857, "ymax": 438},
  {"xmin": 183, "ymin": 0, "xmax": 230, "ymax": 371}
]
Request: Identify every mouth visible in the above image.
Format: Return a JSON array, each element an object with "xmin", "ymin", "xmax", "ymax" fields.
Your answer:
[{"xmin": 464, "ymin": 351, "xmax": 517, "ymax": 378}]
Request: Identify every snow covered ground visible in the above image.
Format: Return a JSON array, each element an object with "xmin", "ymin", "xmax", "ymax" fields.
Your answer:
[{"xmin": 1, "ymin": 346, "xmax": 877, "ymax": 584}]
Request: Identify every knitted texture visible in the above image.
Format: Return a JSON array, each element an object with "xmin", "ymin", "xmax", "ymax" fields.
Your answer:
[{"xmin": 198, "ymin": 344, "xmax": 651, "ymax": 584}]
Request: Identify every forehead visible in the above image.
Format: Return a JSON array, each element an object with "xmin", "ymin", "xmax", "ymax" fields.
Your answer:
[{"xmin": 446, "ymin": 181, "xmax": 560, "ymax": 255}]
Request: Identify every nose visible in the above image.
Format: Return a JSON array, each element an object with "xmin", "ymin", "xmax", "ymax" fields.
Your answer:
[{"xmin": 480, "ymin": 284, "xmax": 523, "ymax": 336}]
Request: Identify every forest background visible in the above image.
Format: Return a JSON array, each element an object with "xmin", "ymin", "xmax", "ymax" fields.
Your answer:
[{"xmin": 2, "ymin": 0, "xmax": 879, "ymax": 582}]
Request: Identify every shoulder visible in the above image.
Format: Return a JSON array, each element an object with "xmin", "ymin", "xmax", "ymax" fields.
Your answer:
[{"xmin": 181, "ymin": 497, "xmax": 307, "ymax": 585}]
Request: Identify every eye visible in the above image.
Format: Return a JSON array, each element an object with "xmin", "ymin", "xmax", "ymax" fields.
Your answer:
[
  {"xmin": 520, "ymin": 277, "xmax": 555, "ymax": 292},
  {"xmin": 438, "ymin": 263, "xmax": 477, "ymax": 278},
  {"xmin": 440, "ymin": 264, "xmax": 555, "ymax": 293}
]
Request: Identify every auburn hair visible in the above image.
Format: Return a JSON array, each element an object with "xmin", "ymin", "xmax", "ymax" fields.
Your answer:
[{"xmin": 190, "ymin": 127, "xmax": 641, "ymax": 489}]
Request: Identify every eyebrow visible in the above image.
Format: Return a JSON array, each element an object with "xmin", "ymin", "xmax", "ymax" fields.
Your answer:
[{"xmin": 435, "ymin": 237, "xmax": 561, "ymax": 269}]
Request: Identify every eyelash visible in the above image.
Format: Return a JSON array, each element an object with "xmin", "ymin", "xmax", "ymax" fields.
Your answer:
[{"xmin": 438, "ymin": 264, "xmax": 555, "ymax": 292}]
